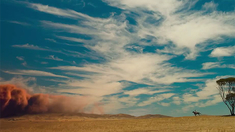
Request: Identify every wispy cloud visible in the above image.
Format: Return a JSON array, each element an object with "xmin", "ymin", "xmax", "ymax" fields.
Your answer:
[
  {"xmin": 21, "ymin": 62, "xmax": 27, "ymax": 66},
  {"xmin": 41, "ymin": 62, "xmax": 48, "ymax": 64},
  {"xmin": 172, "ymin": 96, "xmax": 182, "ymax": 105},
  {"xmin": 45, "ymin": 55, "xmax": 63, "ymax": 61},
  {"xmin": 27, "ymin": 2, "xmax": 102, "ymax": 20},
  {"xmin": 49, "ymin": 52, "xmax": 211, "ymax": 99},
  {"xmin": 12, "ymin": 43, "xmax": 92, "ymax": 59},
  {"xmin": 202, "ymin": 62, "xmax": 235, "ymax": 70},
  {"xmin": 104, "ymin": 0, "xmax": 235, "ymax": 59},
  {"xmin": 45, "ymin": 38, "xmax": 57, "ymax": 43},
  {"xmin": 12, "ymin": 43, "xmax": 68, "ymax": 56},
  {"xmin": 27, "ymin": 3, "xmax": 81, "ymax": 19},
  {"xmin": 210, "ymin": 46, "xmax": 235, "ymax": 57},
  {"xmin": 124, "ymin": 88, "xmax": 169, "ymax": 96},
  {"xmin": 7, "ymin": 21, "xmax": 30, "ymax": 26},
  {"xmin": 138, "ymin": 93, "xmax": 175, "ymax": 107},
  {"xmin": 58, "ymin": 80, "xmax": 125, "ymax": 96},
  {"xmin": 41, "ymin": 20, "xmax": 103, "ymax": 36},
  {"xmin": 202, "ymin": 1, "xmax": 218, "ymax": 11},
  {"xmin": 50, "ymin": 53, "xmax": 210, "ymax": 86},
  {"xmin": 16, "ymin": 56, "xmax": 24, "ymax": 61},
  {"xmin": 12, "ymin": 43, "xmax": 49, "ymax": 51},
  {"xmin": 16, "ymin": 56, "xmax": 27, "ymax": 66},
  {"xmin": 4, "ymin": 70, "xmax": 68, "ymax": 78},
  {"xmin": 56, "ymin": 36, "xmax": 87, "ymax": 43},
  {"xmin": 34, "ymin": 1, "xmax": 235, "ymax": 61}
]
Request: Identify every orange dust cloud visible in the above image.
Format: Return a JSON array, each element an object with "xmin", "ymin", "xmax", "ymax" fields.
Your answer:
[{"xmin": 0, "ymin": 84, "xmax": 102, "ymax": 118}]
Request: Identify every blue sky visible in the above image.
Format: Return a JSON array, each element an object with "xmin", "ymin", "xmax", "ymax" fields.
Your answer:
[{"xmin": 0, "ymin": 0, "xmax": 235, "ymax": 117}]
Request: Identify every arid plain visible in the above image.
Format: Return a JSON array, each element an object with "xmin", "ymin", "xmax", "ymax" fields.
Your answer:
[{"xmin": 0, "ymin": 113, "xmax": 234, "ymax": 132}]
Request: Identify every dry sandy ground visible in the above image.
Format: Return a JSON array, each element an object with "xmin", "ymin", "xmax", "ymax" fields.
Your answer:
[{"xmin": 0, "ymin": 114, "xmax": 234, "ymax": 132}]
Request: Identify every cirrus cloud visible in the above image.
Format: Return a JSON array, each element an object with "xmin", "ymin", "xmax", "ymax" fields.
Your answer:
[{"xmin": 4, "ymin": 70, "xmax": 68, "ymax": 78}]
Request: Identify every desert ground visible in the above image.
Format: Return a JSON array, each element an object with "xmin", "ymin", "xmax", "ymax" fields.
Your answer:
[{"xmin": 0, "ymin": 113, "xmax": 234, "ymax": 132}]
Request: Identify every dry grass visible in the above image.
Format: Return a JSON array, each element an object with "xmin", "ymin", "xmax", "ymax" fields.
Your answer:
[{"xmin": 0, "ymin": 115, "xmax": 234, "ymax": 132}]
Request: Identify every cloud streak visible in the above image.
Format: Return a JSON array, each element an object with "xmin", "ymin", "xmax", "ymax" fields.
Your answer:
[
  {"xmin": 27, "ymin": 3, "xmax": 84, "ymax": 19},
  {"xmin": 7, "ymin": 21, "xmax": 30, "ymax": 26},
  {"xmin": 12, "ymin": 43, "xmax": 95, "ymax": 59},
  {"xmin": 56, "ymin": 36, "xmax": 87, "ymax": 43},
  {"xmin": 45, "ymin": 55, "xmax": 63, "ymax": 61},
  {"xmin": 12, "ymin": 44, "xmax": 48, "ymax": 51},
  {"xmin": 202, "ymin": 62, "xmax": 235, "ymax": 70},
  {"xmin": 16, "ymin": 56, "xmax": 24, "ymax": 61},
  {"xmin": 4, "ymin": 70, "xmax": 68, "ymax": 78}
]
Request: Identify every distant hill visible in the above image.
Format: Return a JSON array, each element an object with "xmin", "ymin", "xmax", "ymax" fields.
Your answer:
[
  {"xmin": 110, "ymin": 113, "xmax": 136, "ymax": 118},
  {"xmin": 1, "ymin": 113, "xmax": 171, "ymax": 120},
  {"xmin": 137, "ymin": 114, "xmax": 171, "ymax": 119},
  {"xmin": 58, "ymin": 113, "xmax": 136, "ymax": 119},
  {"xmin": 45, "ymin": 113, "xmax": 171, "ymax": 119}
]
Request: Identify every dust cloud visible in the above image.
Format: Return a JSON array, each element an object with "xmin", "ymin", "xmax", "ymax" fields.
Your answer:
[{"xmin": 0, "ymin": 84, "xmax": 103, "ymax": 117}]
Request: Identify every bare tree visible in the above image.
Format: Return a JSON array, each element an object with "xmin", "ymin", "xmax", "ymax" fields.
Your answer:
[{"xmin": 216, "ymin": 77, "xmax": 235, "ymax": 116}]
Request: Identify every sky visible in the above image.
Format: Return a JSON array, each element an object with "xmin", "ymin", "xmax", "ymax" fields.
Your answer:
[{"xmin": 0, "ymin": 0, "xmax": 235, "ymax": 117}]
